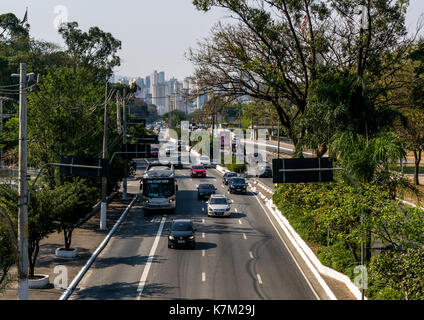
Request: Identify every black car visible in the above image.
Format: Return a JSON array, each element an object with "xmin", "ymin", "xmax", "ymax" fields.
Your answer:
[
  {"xmin": 171, "ymin": 155, "xmax": 185, "ymax": 169},
  {"xmin": 256, "ymin": 165, "xmax": 272, "ymax": 178},
  {"xmin": 167, "ymin": 219, "xmax": 196, "ymax": 249},
  {"xmin": 197, "ymin": 183, "xmax": 217, "ymax": 200},
  {"xmin": 228, "ymin": 177, "xmax": 248, "ymax": 194},
  {"xmin": 222, "ymin": 172, "xmax": 238, "ymax": 185}
]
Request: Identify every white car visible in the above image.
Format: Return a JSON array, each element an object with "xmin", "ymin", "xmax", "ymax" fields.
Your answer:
[
  {"xmin": 198, "ymin": 155, "xmax": 211, "ymax": 167},
  {"xmin": 207, "ymin": 195, "xmax": 232, "ymax": 217}
]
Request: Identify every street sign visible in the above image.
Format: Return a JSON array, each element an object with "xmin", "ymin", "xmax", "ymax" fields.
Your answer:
[
  {"xmin": 123, "ymin": 144, "xmax": 149, "ymax": 158},
  {"xmin": 128, "ymin": 118, "xmax": 146, "ymax": 127},
  {"xmin": 272, "ymin": 157, "xmax": 333, "ymax": 183},
  {"xmin": 137, "ymin": 134, "xmax": 159, "ymax": 144},
  {"xmin": 60, "ymin": 156, "xmax": 109, "ymax": 178}
]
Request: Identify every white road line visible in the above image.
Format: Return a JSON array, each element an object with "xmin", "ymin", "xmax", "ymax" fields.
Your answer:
[
  {"xmin": 249, "ymin": 251, "xmax": 254, "ymax": 259},
  {"xmin": 202, "ymin": 250, "xmax": 205, "ymax": 257},
  {"xmin": 253, "ymin": 195, "xmax": 321, "ymax": 300},
  {"xmin": 242, "ymin": 233, "xmax": 247, "ymax": 240},
  {"xmin": 202, "ymin": 272, "xmax": 206, "ymax": 282},
  {"xmin": 238, "ymin": 219, "xmax": 242, "ymax": 225},
  {"xmin": 136, "ymin": 216, "xmax": 166, "ymax": 299},
  {"xmin": 202, "ymin": 232, "xmax": 205, "ymax": 238},
  {"xmin": 257, "ymin": 274, "xmax": 263, "ymax": 285},
  {"xmin": 202, "ymin": 218, "xmax": 205, "ymax": 223},
  {"xmin": 235, "ymin": 208, "xmax": 238, "ymax": 212}
]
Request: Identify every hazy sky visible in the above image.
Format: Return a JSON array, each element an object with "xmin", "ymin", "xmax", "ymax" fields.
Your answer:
[{"xmin": 1, "ymin": 0, "xmax": 423, "ymax": 81}]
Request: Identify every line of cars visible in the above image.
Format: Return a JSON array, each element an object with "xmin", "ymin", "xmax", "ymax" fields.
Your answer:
[{"xmin": 169, "ymin": 166, "xmax": 247, "ymax": 249}]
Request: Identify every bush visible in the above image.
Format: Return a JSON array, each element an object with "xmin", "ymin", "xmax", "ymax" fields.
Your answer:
[{"xmin": 317, "ymin": 242, "xmax": 357, "ymax": 278}]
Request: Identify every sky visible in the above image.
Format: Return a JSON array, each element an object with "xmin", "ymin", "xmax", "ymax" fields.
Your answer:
[{"xmin": 1, "ymin": 0, "xmax": 423, "ymax": 81}]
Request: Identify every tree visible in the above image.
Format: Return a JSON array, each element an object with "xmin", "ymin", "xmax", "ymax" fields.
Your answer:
[
  {"xmin": 369, "ymin": 247, "xmax": 424, "ymax": 300},
  {"xmin": 190, "ymin": 0, "xmax": 413, "ymax": 154},
  {"xmin": 52, "ymin": 179, "xmax": 97, "ymax": 251},
  {"xmin": 58, "ymin": 21, "xmax": 122, "ymax": 80},
  {"xmin": 391, "ymin": 41, "xmax": 424, "ymax": 185}
]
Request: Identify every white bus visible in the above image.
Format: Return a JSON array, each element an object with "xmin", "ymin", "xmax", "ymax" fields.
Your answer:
[{"xmin": 140, "ymin": 162, "xmax": 178, "ymax": 213}]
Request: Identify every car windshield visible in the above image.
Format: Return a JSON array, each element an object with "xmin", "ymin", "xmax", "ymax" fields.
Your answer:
[
  {"xmin": 200, "ymin": 156, "xmax": 209, "ymax": 160},
  {"xmin": 193, "ymin": 166, "xmax": 204, "ymax": 170},
  {"xmin": 231, "ymin": 178, "xmax": 245, "ymax": 184},
  {"xmin": 143, "ymin": 181, "xmax": 175, "ymax": 198},
  {"xmin": 210, "ymin": 198, "xmax": 228, "ymax": 205},
  {"xmin": 172, "ymin": 222, "xmax": 192, "ymax": 231},
  {"xmin": 227, "ymin": 173, "xmax": 237, "ymax": 177},
  {"xmin": 151, "ymin": 148, "xmax": 159, "ymax": 151},
  {"xmin": 199, "ymin": 184, "xmax": 214, "ymax": 190}
]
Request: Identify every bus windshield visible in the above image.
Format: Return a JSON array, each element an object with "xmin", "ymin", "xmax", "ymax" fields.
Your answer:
[{"xmin": 143, "ymin": 180, "xmax": 175, "ymax": 198}]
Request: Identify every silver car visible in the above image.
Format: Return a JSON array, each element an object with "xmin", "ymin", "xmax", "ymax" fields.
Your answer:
[{"xmin": 207, "ymin": 195, "xmax": 232, "ymax": 217}]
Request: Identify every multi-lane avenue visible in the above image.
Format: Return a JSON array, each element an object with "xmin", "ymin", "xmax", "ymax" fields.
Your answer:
[{"xmin": 68, "ymin": 142, "xmax": 331, "ymax": 300}]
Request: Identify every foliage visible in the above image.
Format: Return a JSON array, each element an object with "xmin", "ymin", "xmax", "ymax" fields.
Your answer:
[
  {"xmin": 272, "ymin": 179, "xmax": 424, "ymax": 299},
  {"xmin": 58, "ymin": 21, "xmax": 121, "ymax": 80},
  {"xmin": 369, "ymin": 247, "xmax": 424, "ymax": 300},
  {"xmin": 50, "ymin": 179, "xmax": 97, "ymax": 251}
]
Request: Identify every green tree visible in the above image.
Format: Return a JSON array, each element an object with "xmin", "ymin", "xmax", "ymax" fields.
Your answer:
[
  {"xmin": 58, "ymin": 21, "xmax": 121, "ymax": 79},
  {"xmin": 369, "ymin": 247, "xmax": 424, "ymax": 300},
  {"xmin": 52, "ymin": 179, "xmax": 97, "ymax": 251},
  {"xmin": 190, "ymin": 0, "xmax": 412, "ymax": 152}
]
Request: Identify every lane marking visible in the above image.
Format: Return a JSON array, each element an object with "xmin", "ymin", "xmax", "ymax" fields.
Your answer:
[
  {"xmin": 202, "ymin": 232, "xmax": 205, "ymax": 238},
  {"xmin": 202, "ymin": 272, "xmax": 206, "ymax": 282},
  {"xmin": 253, "ymin": 195, "xmax": 321, "ymax": 300},
  {"xmin": 202, "ymin": 250, "xmax": 205, "ymax": 257},
  {"xmin": 136, "ymin": 216, "xmax": 167, "ymax": 299},
  {"xmin": 238, "ymin": 219, "xmax": 242, "ymax": 225},
  {"xmin": 242, "ymin": 233, "xmax": 247, "ymax": 240},
  {"xmin": 249, "ymin": 251, "xmax": 254, "ymax": 259},
  {"xmin": 235, "ymin": 208, "xmax": 238, "ymax": 212},
  {"xmin": 202, "ymin": 218, "xmax": 205, "ymax": 223},
  {"xmin": 257, "ymin": 274, "xmax": 263, "ymax": 285}
]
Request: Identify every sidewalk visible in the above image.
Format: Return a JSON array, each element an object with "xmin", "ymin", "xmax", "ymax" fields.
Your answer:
[{"xmin": 0, "ymin": 193, "xmax": 136, "ymax": 300}]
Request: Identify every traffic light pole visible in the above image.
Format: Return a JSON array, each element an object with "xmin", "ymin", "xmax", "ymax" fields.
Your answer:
[{"xmin": 100, "ymin": 81, "xmax": 109, "ymax": 230}]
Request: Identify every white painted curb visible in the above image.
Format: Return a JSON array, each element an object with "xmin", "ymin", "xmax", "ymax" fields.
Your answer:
[
  {"xmin": 249, "ymin": 181, "xmax": 366, "ymax": 300},
  {"xmin": 59, "ymin": 195, "xmax": 138, "ymax": 300}
]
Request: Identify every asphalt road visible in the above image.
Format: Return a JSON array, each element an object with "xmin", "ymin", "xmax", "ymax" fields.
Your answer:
[{"xmin": 69, "ymin": 146, "xmax": 324, "ymax": 300}]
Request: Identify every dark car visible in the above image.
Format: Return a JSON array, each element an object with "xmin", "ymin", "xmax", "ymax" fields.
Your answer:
[
  {"xmin": 197, "ymin": 183, "xmax": 217, "ymax": 200},
  {"xmin": 222, "ymin": 172, "xmax": 238, "ymax": 185},
  {"xmin": 256, "ymin": 165, "xmax": 272, "ymax": 178},
  {"xmin": 171, "ymin": 155, "xmax": 184, "ymax": 169},
  {"xmin": 167, "ymin": 219, "xmax": 196, "ymax": 249},
  {"xmin": 228, "ymin": 177, "xmax": 248, "ymax": 194}
]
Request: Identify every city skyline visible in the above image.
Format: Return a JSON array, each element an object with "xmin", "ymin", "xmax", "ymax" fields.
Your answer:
[{"xmin": 1, "ymin": 0, "xmax": 423, "ymax": 81}]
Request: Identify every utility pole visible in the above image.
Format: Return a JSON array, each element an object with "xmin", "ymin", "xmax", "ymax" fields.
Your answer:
[
  {"xmin": 100, "ymin": 81, "xmax": 109, "ymax": 230},
  {"xmin": 116, "ymin": 90, "xmax": 122, "ymax": 135},
  {"xmin": 15, "ymin": 63, "xmax": 29, "ymax": 300},
  {"xmin": 122, "ymin": 88, "xmax": 128, "ymax": 201},
  {"xmin": 277, "ymin": 119, "xmax": 280, "ymax": 159}
]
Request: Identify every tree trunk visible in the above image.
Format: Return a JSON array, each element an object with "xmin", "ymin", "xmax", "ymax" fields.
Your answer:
[
  {"xmin": 28, "ymin": 240, "xmax": 40, "ymax": 279},
  {"xmin": 64, "ymin": 228, "xmax": 73, "ymax": 250},
  {"xmin": 413, "ymin": 150, "xmax": 421, "ymax": 185}
]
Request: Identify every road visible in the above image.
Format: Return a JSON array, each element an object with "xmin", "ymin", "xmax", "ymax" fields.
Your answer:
[{"xmin": 68, "ymin": 142, "xmax": 329, "ymax": 300}]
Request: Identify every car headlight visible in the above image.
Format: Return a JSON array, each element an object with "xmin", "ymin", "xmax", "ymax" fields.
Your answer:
[
  {"xmin": 169, "ymin": 199, "xmax": 174, "ymax": 203},
  {"xmin": 145, "ymin": 199, "xmax": 149, "ymax": 204},
  {"xmin": 168, "ymin": 236, "xmax": 174, "ymax": 240},
  {"xmin": 188, "ymin": 235, "xmax": 195, "ymax": 240}
]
